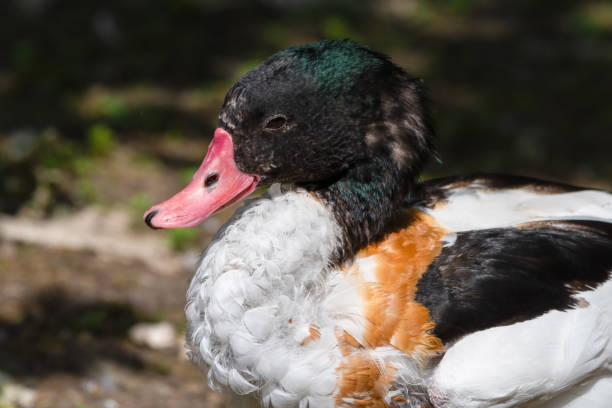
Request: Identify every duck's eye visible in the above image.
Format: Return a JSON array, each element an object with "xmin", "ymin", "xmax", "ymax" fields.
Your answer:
[{"xmin": 264, "ymin": 115, "xmax": 287, "ymax": 131}]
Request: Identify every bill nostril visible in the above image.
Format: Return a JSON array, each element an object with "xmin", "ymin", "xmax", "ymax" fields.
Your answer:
[
  {"xmin": 204, "ymin": 172, "xmax": 219, "ymax": 190},
  {"xmin": 144, "ymin": 209, "xmax": 160, "ymax": 229}
]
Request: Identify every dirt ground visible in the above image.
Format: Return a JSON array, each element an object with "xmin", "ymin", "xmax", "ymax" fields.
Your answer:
[
  {"xmin": 0, "ymin": 133, "xmax": 239, "ymax": 407},
  {"xmin": 0, "ymin": 236, "xmax": 231, "ymax": 408}
]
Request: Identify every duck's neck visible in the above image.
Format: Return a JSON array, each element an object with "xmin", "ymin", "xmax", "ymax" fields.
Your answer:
[{"xmin": 311, "ymin": 157, "xmax": 415, "ymax": 262}]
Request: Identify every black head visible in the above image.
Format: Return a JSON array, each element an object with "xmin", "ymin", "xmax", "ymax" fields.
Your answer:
[
  {"xmin": 219, "ymin": 40, "xmax": 435, "ymax": 187},
  {"xmin": 145, "ymin": 40, "xmax": 437, "ymax": 258}
]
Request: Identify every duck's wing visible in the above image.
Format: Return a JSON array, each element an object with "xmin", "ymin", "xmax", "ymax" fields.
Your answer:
[
  {"xmin": 428, "ymin": 277, "xmax": 612, "ymax": 408},
  {"xmin": 411, "ymin": 174, "xmax": 612, "ymax": 407},
  {"xmin": 415, "ymin": 173, "xmax": 612, "ymax": 232},
  {"xmin": 416, "ymin": 219, "xmax": 612, "ymax": 343}
]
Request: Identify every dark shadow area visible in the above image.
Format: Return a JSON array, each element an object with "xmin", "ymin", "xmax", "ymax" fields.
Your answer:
[
  {"xmin": 0, "ymin": 287, "xmax": 146, "ymax": 377},
  {"xmin": 1, "ymin": 0, "xmax": 372, "ymax": 132},
  {"xmin": 2, "ymin": 0, "xmax": 611, "ymax": 214},
  {"xmin": 418, "ymin": 0, "xmax": 612, "ymax": 180}
]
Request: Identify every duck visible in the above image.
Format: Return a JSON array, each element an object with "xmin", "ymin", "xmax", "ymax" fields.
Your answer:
[{"xmin": 143, "ymin": 40, "xmax": 612, "ymax": 408}]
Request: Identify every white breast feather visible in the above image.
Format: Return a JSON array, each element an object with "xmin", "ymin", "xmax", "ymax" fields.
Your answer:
[{"xmin": 185, "ymin": 185, "xmax": 368, "ymax": 407}]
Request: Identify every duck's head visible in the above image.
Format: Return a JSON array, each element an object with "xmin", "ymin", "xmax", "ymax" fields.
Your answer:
[{"xmin": 144, "ymin": 40, "xmax": 435, "ymax": 252}]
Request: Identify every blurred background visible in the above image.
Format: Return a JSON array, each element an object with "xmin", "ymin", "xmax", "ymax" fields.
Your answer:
[{"xmin": 1, "ymin": 0, "xmax": 611, "ymax": 407}]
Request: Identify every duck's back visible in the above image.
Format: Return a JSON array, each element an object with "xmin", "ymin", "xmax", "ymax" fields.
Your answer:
[
  {"xmin": 411, "ymin": 174, "xmax": 612, "ymax": 408},
  {"xmin": 416, "ymin": 173, "xmax": 612, "ymax": 231}
]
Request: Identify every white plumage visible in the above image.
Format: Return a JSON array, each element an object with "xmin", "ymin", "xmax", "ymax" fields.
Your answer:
[{"xmin": 186, "ymin": 186, "xmax": 346, "ymax": 407}]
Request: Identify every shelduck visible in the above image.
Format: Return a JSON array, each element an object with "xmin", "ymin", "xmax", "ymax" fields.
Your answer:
[{"xmin": 144, "ymin": 40, "xmax": 612, "ymax": 408}]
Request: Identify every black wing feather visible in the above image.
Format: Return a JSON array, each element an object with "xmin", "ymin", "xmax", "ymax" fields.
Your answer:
[{"xmin": 415, "ymin": 220, "xmax": 612, "ymax": 343}]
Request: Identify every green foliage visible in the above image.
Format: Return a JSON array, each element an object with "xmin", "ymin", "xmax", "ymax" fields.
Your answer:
[
  {"xmin": 129, "ymin": 193, "xmax": 152, "ymax": 216},
  {"xmin": 100, "ymin": 94, "xmax": 128, "ymax": 120},
  {"xmin": 12, "ymin": 40, "xmax": 36, "ymax": 72},
  {"xmin": 235, "ymin": 58, "xmax": 265, "ymax": 79},
  {"xmin": 569, "ymin": 2, "xmax": 612, "ymax": 38},
  {"xmin": 87, "ymin": 124, "xmax": 116, "ymax": 156},
  {"xmin": 40, "ymin": 141, "xmax": 77, "ymax": 170},
  {"xmin": 38, "ymin": 129, "xmax": 77, "ymax": 171},
  {"xmin": 410, "ymin": 2, "xmax": 436, "ymax": 24},
  {"xmin": 166, "ymin": 228, "xmax": 198, "ymax": 252},
  {"xmin": 75, "ymin": 178, "xmax": 97, "ymax": 203},
  {"xmin": 179, "ymin": 166, "xmax": 198, "ymax": 184},
  {"xmin": 323, "ymin": 16, "xmax": 358, "ymax": 40},
  {"xmin": 74, "ymin": 309, "xmax": 107, "ymax": 331},
  {"xmin": 72, "ymin": 157, "xmax": 95, "ymax": 176},
  {"xmin": 444, "ymin": 0, "xmax": 473, "ymax": 16},
  {"xmin": 163, "ymin": 128, "xmax": 185, "ymax": 142},
  {"xmin": 262, "ymin": 23, "xmax": 289, "ymax": 48}
]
